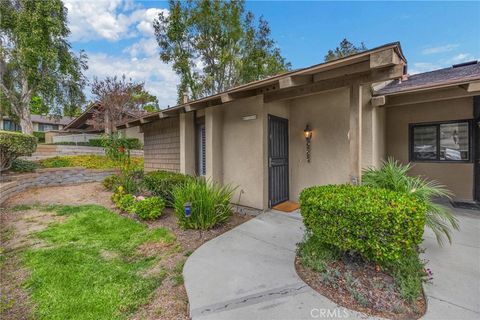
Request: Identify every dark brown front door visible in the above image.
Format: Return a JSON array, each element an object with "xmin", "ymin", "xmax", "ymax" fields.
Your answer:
[
  {"xmin": 474, "ymin": 96, "xmax": 480, "ymax": 202},
  {"xmin": 268, "ymin": 115, "xmax": 289, "ymax": 207}
]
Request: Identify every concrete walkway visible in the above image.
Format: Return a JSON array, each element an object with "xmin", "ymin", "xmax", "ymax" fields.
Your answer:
[
  {"xmin": 421, "ymin": 206, "xmax": 480, "ymax": 320},
  {"xmin": 183, "ymin": 209, "xmax": 480, "ymax": 320}
]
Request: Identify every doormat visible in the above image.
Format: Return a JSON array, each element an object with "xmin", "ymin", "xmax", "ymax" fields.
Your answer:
[
  {"xmin": 451, "ymin": 201, "xmax": 480, "ymax": 211},
  {"xmin": 272, "ymin": 201, "xmax": 300, "ymax": 213}
]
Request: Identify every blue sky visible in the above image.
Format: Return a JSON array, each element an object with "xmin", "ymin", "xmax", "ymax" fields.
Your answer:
[{"xmin": 66, "ymin": 0, "xmax": 480, "ymax": 108}]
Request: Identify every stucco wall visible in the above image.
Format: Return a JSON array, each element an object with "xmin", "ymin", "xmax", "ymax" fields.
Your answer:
[
  {"xmin": 362, "ymin": 86, "xmax": 387, "ymax": 169},
  {"xmin": 119, "ymin": 126, "xmax": 144, "ymax": 143},
  {"xmin": 222, "ymin": 96, "xmax": 264, "ymax": 209},
  {"xmin": 289, "ymin": 88, "xmax": 350, "ymax": 201},
  {"xmin": 386, "ymin": 97, "xmax": 474, "ymax": 201},
  {"xmin": 143, "ymin": 117, "xmax": 180, "ymax": 172}
]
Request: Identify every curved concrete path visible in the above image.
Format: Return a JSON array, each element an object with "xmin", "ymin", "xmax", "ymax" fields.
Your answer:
[
  {"xmin": 183, "ymin": 211, "xmax": 371, "ymax": 319},
  {"xmin": 184, "ymin": 208, "xmax": 480, "ymax": 320}
]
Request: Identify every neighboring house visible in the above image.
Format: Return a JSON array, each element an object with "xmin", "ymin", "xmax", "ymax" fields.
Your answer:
[
  {"xmin": 118, "ymin": 42, "xmax": 480, "ymax": 209},
  {"xmin": 0, "ymin": 115, "xmax": 74, "ymax": 132},
  {"xmin": 60, "ymin": 102, "xmax": 145, "ymax": 143}
]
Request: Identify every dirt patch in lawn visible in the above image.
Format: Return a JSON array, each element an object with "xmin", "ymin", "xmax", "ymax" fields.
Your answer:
[
  {"xmin": 1, "ymin": 208, "xmax": 64, "ymax": 319},
  {"xmin": 1, "ymin": 183, "xmax": 251, "ymax": 320},
  {"xmin": 4, "ymin": 182, "xmax": 115, "ymax": 209},
  {"xmin": 295, "ymin": 257, "xmax": 426, "ymax": 320}
]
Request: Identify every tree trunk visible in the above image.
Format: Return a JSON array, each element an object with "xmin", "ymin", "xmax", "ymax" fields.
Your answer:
[
  {"xmin": 104, "ymin": 111, "xmax": 112, "ymax": 135},
  {"xmin": 18, "ymin": 78, "xmax": 34, "ymax": 135},
  {"xmin": 19, "ymin": 111, "xmax": 34, "ymax": 135}
]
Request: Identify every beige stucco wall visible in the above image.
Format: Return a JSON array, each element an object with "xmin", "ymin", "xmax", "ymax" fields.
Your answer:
[
  {"xmin": 386, "ymin": 97, "xmax": 474, "ymax": 201},
  {"xmin": 362, "ymin": 86, "xmax": 387, "ymax": 169},
  {"xmin": 289, "ymin": 88, "xmax": 350, "ymax": 202},
  {"xmin": 142, "ymin": 117, "xmax": 180, "ymax": 172},
  {"xmin": 221, "ymin": 96, "xmax": 265, "ymax": 209},
  {"xmin": 119, "ymin": 126, "xmax": 144, "ymax": 143}
]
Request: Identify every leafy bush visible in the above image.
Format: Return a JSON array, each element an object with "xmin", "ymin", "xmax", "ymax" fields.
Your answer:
[
  {"xmin": 118, "ymin": 194, "xmax": 136, "ymax": 212},
  {"xmin": 363, "ymin": 158, "xmax": 459, "ymax": 245},
  {"xmin": 132, "ymin": 197, "xmax": 165, "ymax": 220},
  {"xmin": 120, "ymin": 169, "xmax": 144, "ymax": 194},
  {"xmin": 33, "ymin": 131, "xmax": 45, "ymax": 143},
  {"xmin": 300, "ymin": 184, "xmax": 427, "ymax": 265},
  {"xmin": 172, "ymin": 179, "xmax": 235, "ymax": 230},
  {"xmin": 297, "ymin": 234, "xmax": 341, "ymax": 273},
  {"xmin": 0, "ymin": 130, "xmax": 37, "ymax": 171},
  {"xmin": 103, "ymin": 175, "xmax": 120, "ymax": 191},
  {"xmin": 39, "ymin": 155, "xmax": 143, "ymax": 170},
  {"xmin": 88, "ymin": 139, "xmax": 104, "ymax": 147},
  {"xmin": 11, "ymin": 159, "xmax": 39, "ymax": 172},
  {"xmin": 144, "ymin": 171, "xmax": 192, "ymax": 206}
]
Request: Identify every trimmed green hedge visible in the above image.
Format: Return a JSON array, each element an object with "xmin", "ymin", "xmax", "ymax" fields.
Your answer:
[
  {"xmin": 90, "ymin": 138, "xmax": 143, "ymax": 150},
  {"xmin": 33, "ymin": 131, "xmax": 45, "ymax": 143},
  {"xmin": 48, "ymin": 138, "xmax": 142, "ymax": 150},
  {"xmin": 0, "ymin": 130, "xmax": 37, "ymax": 171},
  {"xmin": 144, "ymin": 171, "xmax": 192, "ymax": 206},
  {"xmin": 300, "ymin": 184, "xmax": 427, "ymax": 265}
]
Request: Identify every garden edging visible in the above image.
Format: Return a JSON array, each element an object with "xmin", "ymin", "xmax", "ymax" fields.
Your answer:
[{"xmin": 0, "ymin": 167, "xmax": 119, "ymax": 205}]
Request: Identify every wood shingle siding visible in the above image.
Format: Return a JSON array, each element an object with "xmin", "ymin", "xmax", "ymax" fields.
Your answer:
[{"xmin": 143, "ymin": 117, "xmax": 180, "ymax": 172}]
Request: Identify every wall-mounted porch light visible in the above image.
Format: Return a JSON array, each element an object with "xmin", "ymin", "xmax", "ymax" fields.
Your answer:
[{"xmin": 304, "ymin": 124, "xmax": 312, "ymax": 163}]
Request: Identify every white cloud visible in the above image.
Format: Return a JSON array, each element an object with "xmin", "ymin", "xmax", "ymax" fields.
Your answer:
[
  {"xmin": 445, "ymin": 53, "xmax": 476, "ymax": 64},
  {"xmin": 421, "ymin": 44, "xmax": 459, "ymax": 55},
  {"xmin": 64, "ymin": 0, "xmax": 165, "ymax": 42},
  {"xmin": 86, "ymin": 52, "xmax": 179, "ymax": 108},
  {"xmin": 408, "ymin": 62, "xmax": 441, "ymax": 75},
  {"xmin": 123, "ymin": 37, "xmax": 159, "ymax": 58}
]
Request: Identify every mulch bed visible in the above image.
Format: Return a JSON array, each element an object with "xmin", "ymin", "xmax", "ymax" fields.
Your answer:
[{"xmin": 295, "ymin": 257, "xmax": 426, "ymax": 320}]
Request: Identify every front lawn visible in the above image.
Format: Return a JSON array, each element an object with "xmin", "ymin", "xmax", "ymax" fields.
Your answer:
[{"xmin": 20, "ymin": 205, "xmax": 174, "ymax": 320}]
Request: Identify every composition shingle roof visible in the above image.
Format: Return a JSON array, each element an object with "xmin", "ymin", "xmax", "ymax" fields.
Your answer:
[
  {"xmin": 375, "ymin": 61, "xmax": 480, "ymax": 95},
  {"xmin": 30, "ymin": 115, "xmax": 75, "ymax": 125}
]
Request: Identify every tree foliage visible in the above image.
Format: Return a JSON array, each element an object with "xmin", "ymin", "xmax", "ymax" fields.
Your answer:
[
  {"xmin": 0, "ymin": 0, "xmax": 87, "ymax": 134},
  {"xmin": 154, "ymin": 0, "xmax": 290, "ymax": 103},
  {"xmin": 90, "ymin": 75, "xmax": 153, "ymax": 134},
  {"xmin": 324, "ymin": 38, "xmax": 367, "ymax": 62}
]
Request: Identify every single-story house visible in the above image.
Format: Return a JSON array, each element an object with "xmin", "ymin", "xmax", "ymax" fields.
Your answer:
[
  {"xmin": 58, "ymin": 102, "xmax": 145, "ymax": 143},
  {"xmin": 118, "ymin": 42, "xmax": 480, "ymax": 210},
  {"xmin": 0, "ymin": 115, "xmax": 74, "ymax": 132}
]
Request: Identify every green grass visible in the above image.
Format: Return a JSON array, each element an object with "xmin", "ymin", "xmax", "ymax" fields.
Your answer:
[
  {"xmin": 22, "ymin": 205, "xmax": 175, "ymax": 320},
  {"xmin": 39, "ymin": 155, "xmax": 144, "ymax": 170}
]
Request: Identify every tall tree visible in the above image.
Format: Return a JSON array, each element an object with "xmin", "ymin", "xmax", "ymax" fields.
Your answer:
[
  {"xmin": 324, "ymin": 38, "xmax": 368, "ymax": 62},
  {"xmin": 90, "ymin": 75, "xmax": 147, "ymax": 134},
  {"xmin": 132, "ymin": 90, "xmax": 160, "ymax": 112},
  {"xmin": 154, "ymin": 0, "xmax": 290, "ymax": 103},
  {"xmin": 0, "ymin": 0, "xmax": 87, "ymax": 134}
]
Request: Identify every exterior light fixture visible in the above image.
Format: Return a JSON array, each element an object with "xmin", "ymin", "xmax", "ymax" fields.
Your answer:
[
  {"xmin": 304, "ymin": 124, "xmax": 312, "ymax": 163},
  {"xmin": 184, "ymin": 202, "xmax": 191, "ymax": 218}
]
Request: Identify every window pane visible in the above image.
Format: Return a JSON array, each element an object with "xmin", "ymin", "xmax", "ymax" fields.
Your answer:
[
  {"xmin": 413, "ymin": 126, "xmax": 437, "ymax": 160},
  {"xmin": 440, "ymin": 122, "xmax": 469, "ymax": 160}
]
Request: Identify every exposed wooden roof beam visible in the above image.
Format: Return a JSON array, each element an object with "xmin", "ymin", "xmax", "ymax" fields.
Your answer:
[
  {"xmin": 371, "ymin": 95, "xmax": 386, "ymax": 107},
  {"xmin": 265, "ymin": 65, "xmax": 404, "ymax": 103},
  {"xmin": 278, "ymin": 75, "xmax": 312, "ymax": 89},
  {"xmin": 461, "ymin": 80, "xmax": 480, "ymax": 92},
  {"xmin": 383, "ymin": 85, "xmax": 479, "ymax": 107},
  {"xmin": 313, "ymin": 61, "xmax": 370, "ymax": 82},
  {"xmin": 370, "ymin": 48, "xmax": 402, "ymax": 69}
]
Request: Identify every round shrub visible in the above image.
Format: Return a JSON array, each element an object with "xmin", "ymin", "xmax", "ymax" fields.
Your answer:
[
  {"xmin": 103, "ymin": 175, "xmax": 120, "ymax": 191},
  {"xmin": 117, "ymin": 194, "xmax": 136, "ymax": 212},
  {"xmin": 11, "ymin": 158, "xmax": 39, "ymax": 172},
  {"xmin": 132, "ymin": 197, "xmax": 165, "ymax": 220},
  {"xmin": 144, "ymin": 170, "xmax": 192, "ymax": 206},
  {"xmin": 299, "ymin": 184, "xmax": 427, "ymax": 265},
  {"xmin": 172, "ymin": 179, "xmax": 235, "ymax": 230},
  {"xmin": 0, "ymin": 130, "xmax": 37, "ymax": 171}
]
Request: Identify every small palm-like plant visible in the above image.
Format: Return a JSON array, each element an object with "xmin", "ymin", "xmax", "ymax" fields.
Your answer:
[{"xmin": 362, "ymin": 158, "xmax": 459, "ymax": 246}]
